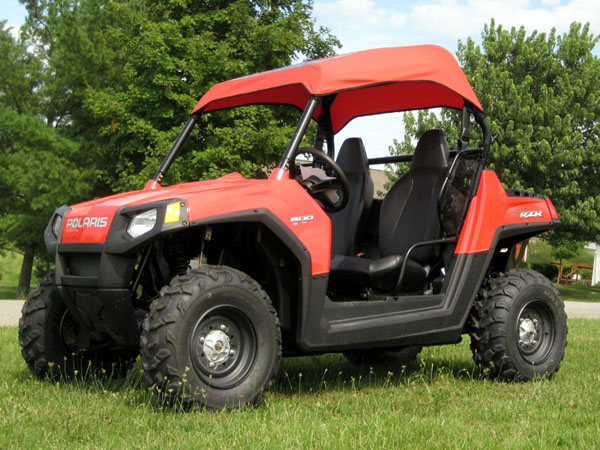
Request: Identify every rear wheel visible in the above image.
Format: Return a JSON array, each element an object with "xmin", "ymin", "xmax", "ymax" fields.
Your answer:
[
  {"xmin": 344, "ymin": 346, "xmax": 422, "ymax": 366},
  {"xmin": 140, "ymin": 266, "xmax": 281, "ymax": 410},
  {"xmin": 469, "ymin": 269, "xmax": 567, "ymax": 380},
  {"xmin": 19, "ymin": 272, "xmax": 137, "ymax": 379}
]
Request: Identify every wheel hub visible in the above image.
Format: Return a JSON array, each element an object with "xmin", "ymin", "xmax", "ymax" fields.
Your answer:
[
  {"xmin": 202, "ymin": 329, "xmax": 231, "ymax": 364},
  {"xmin": 516, "ymin": 301, "xmax": 555, "ymax": 363},
  {"xmin": 518, "ymin": 317, "xmax": 539, "ymax": 348},
  {"xmin": 189, "ymin": 307, "xmax": 257, "ymax": 389}
]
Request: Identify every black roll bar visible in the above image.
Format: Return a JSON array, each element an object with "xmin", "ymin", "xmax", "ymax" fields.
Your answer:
[
  {"xmin": 153, "ymin": 114, "xmax": 199, "ymax": 183},
  {"xmin": 279, "ymin": 96, "xmax": 320, "ymax": 170}
]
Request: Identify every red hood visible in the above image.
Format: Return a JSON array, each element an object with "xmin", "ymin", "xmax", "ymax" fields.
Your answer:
[
  {"xmin": 61, "ymin": 173, "xmax": 261, "ymax": 243},
  {"xmin": 58, "ymin": 170, "xmax": 333, "ymax": 275}
]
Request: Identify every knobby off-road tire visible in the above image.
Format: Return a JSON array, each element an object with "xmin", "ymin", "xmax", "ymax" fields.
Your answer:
[
  {"xmin": 469, "ymin": 269, "xmax": 567, "ymax": 381},
  {"xmin": 19, "ymin": 271, "xmax": 137, "ymax": 379},
  {"xmin": 140, "ymin": 266, "xmax": 282, "ymax": 410},
  {"xmin": 344, "ymin": 346, "xmax": 422, "ymax": 366}
]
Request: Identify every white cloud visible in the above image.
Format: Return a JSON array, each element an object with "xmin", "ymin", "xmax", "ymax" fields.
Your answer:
[
  {"xmin": 313, "ymin": 0, "xmax": 600, "ymax": 158},
  {"xmin": 409, "ymin": 0, "xmax": 600, "ymax": 39},
  {"xmin": 314, "ymin": 0, "xmax": 411, "ymax": 52},
  {"xmin": 390, "ymin": 13, "xmax": 407, "ymax": 28},
  {"xmin": 315, "ymin": 0, "xmax": 600, "ymax": 53},
  {"xmin": 315, "ymin": 0, "xmax": 406, "ymax": 29}
]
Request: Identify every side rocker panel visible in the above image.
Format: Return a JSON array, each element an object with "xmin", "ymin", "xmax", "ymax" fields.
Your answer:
[{"xmin": 297, "ymin": 252, "xmax": 488, "ymax": 351}]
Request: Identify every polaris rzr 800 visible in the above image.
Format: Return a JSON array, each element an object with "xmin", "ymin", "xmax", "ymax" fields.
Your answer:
[{"xmin": 20, "ymin": 45, "xmax": 567, "ymax": 410}]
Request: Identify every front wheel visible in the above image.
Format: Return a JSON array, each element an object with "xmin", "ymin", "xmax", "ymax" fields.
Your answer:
[
  {"xmin": 19, "ymin": 271, "xmax": 137, "ymax": 379},
  {"xmin": 140, "ymin": 266, "xmax": 281, "ymax": 410},
  {"xmin": 469, "ymin": 269, "xmax": 567, "ymax": 381}
]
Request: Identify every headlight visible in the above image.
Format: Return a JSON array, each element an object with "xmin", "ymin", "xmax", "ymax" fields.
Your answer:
[
  {"xmin": 127, "ymin": 209, "xmax": 157, "ymax": 238},
  {"xmin": 52, "ymin": 215, "xmax": 63, "ymax": 237}
]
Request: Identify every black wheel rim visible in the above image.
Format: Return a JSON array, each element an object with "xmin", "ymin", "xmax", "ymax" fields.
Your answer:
[
  {"xmin": 516, "ymin": 300, "xmax": 556, "ymax": 364},
  {"xmin": 189, "ymin": 305, "xmax": 257, "ymax": 389},
  {"xmin": 59, "ymin": 310, "xmax": 80, "ymax": 353}
]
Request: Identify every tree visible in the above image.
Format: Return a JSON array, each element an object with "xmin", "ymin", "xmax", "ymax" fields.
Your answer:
[
  {"xmin": 387, "ymin": 21, "xmax": 600, "ymax": 247},
  {"xmin": 551, "ymin": 238, "xmax": 585, "ymax": 262},
  {"xmin": 459, "ymin": 21, "xmax": 600, "ymax": 245},
  {"xmin": 22, "ymin": 0, "xmax": 339, "ymax": 191},
  {"xmin": 0, "ymin": 24, "xmax": 94, "ymax": 297},
  {"xmin": 0, "ymin": 103, "xmax": 93, "ymax": 297},
  {"xmin": 1, "ymin": 1, "xmax": 338, "ymax": 295}
]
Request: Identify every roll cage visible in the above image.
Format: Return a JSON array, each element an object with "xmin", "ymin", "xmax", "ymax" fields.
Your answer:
[{"xmin": 151, "ymin": 45, "xmax": 492, "ymax": 188}]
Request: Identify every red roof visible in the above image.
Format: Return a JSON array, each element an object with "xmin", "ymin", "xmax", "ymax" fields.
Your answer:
[{"xmin": 192, "ymin": 45, "xmax": 482, "ymax": 133}]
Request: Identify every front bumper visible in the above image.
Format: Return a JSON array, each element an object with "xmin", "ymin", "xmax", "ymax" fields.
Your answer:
[{"xmin": 44, "ymin": 199, "xmax": 189, "ymax": 347}]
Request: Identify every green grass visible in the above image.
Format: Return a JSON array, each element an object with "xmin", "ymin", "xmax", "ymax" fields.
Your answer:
[
  {"xmin": 0, "ymin": 251, "xmax": 42, "ymax": 299},
  {"xmin": 1, "ymin": 321, "xmax": 599, "ymax": 448},
  {"xmin": 557, "ymin": 283, "xmax": 600, "ymax": 303},
  {"xmin": 0, "ymin": 251, "xmax": 23, "ymax": 299}
]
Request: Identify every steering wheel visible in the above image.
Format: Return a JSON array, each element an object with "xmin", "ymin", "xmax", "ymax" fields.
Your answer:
[{"xmin": 289, "ymin": 147, "xmax": 350, "ymax": 212}]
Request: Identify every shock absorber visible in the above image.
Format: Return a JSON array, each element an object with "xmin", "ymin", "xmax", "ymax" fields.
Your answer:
[{"xmin": 166, "ymin": 235, "xmax": 189, "ymax": 277}]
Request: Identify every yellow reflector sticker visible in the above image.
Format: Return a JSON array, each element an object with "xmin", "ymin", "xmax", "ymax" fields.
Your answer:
[{"xmin": 164, "ymin": 202, "xmax": 181, "ymax": 223}]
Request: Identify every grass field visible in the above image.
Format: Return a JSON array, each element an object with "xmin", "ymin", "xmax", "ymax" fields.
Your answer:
[
  {"xmin": 0, "ymin": 251, "xmax": 24, "ymax": 299},
  {"xmin": 557, "ymin": 284, "xmax": 600, "ymax": 303},
  {"xmin": 1, "ymin": 320, "xmax": 599, "ymax": 448}
]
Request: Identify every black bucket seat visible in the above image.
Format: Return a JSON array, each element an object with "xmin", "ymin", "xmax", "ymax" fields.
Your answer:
[
  {"xmin": 328, "ymin": 138, "xmax": 374, "ymax": 256},
  {"xmin": 329, "ymin": 129, "xmax": 449, "ymax": 293}
]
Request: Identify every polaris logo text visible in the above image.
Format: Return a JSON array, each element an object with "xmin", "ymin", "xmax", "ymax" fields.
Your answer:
[
  {"xmin": 519, "ymin": 210, "xmax": 543, "ymax": 219},
  {"xmin": 66, "ymin": 217, "xmax": 109, "ymax": 229}
]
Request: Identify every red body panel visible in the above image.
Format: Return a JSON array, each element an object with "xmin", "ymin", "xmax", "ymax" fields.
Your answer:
[
  {"xmin": 61, "ymin": 172, "xmax": 332, "ymax": 275},
  {"xmin": 456, "ymin": 170, "xmax": 557, "ymax": 254}
]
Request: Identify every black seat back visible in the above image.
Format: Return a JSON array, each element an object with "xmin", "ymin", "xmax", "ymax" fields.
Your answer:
[
  {"xmin": 329, "ymin": 138, "xmax": 374, "ymax": 255},
  {"xmin": 378, "ymin": 129, "xmax": 449, "ymax": 265}
]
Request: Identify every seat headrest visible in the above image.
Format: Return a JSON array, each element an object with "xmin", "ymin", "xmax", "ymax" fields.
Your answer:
[
  {"xmin": 411, "ymin": 129, "xmax": 449, "ymax": 170},
  {"xmin": 336, "ymin": 138, "xmax": 369, "ymax": 176}
]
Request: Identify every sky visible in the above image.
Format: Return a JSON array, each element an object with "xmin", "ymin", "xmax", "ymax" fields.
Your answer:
[
  {"xmin": 1, "ymin": 0, "xmax": 599, "ymax": 159},
  {"xmin": 312, "ymin": 0, "xmax": 600, "ymax": 157}
]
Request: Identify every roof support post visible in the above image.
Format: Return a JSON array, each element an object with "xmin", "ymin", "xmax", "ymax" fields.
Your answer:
[
  {"xmin": 279, "ymin": 96, "xmax": 320, "ymax": 170},
  {"xmin": 152, "ymin": 114, "xmax": 199, "ymax": 184}
]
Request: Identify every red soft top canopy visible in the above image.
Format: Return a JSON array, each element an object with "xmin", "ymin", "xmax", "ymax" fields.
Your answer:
[{"xmin": 192, "ymin": 45, "xmax": 482, "ymax": 133}]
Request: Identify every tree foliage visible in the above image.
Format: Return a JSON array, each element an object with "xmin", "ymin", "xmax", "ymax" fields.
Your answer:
[
  {"xmin": 0, "ymin": 24, "xmax": 95, "ymax": 295},
  {"xmin": 460, "ymin": 21, "xmax": 600, "ymax": 244},
  {"xmin": 22, "ymin": 0, "xmax": 339, "ymax": 191},
  {"xmin": 0, "ymin": 1, "xmax": 338, "ymax": 294},
  {"xmin": 388, "ymin": 21, "xmax": 600, "ymax": 246}
]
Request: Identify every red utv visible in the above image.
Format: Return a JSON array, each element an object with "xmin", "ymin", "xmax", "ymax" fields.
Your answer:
[{"xmin": 20, "ymin": 45, "xmax": 567, "ymax": 410}]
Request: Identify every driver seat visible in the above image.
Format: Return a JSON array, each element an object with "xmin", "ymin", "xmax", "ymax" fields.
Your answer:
[
  {"xmin": 328, "ymin": 138, "xmax": 374, "ymax": 256},
  {"xmin": 329, "ymin": 129, "xmax": 449, "ymax": 293}
]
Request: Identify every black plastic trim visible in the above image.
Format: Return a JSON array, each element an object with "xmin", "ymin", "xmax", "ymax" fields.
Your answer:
[
  {"xmin": 489, "ymin": 220, "xmax": 559, "ymax": 243},
  {"xmin": 57, "ymin": 286, "xmax": 139, "ymax": 347},
  {"xmin": 44, "ymin": 205, "xmax": 70, "ymax": 253},
  {"xmin": 103, "ymin": 198, "xmax": 188, "ymax": 255},
  {"xmin": 57, "ymin": 243, "xmax": 105, "ymax": 253},
  {"xmin": 297, "ymin": 251, "xmax": 488, "ymax": 351},
  {"xmin": 505, "ymin": 188, "xmax": 547, "ymax": 199}
]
